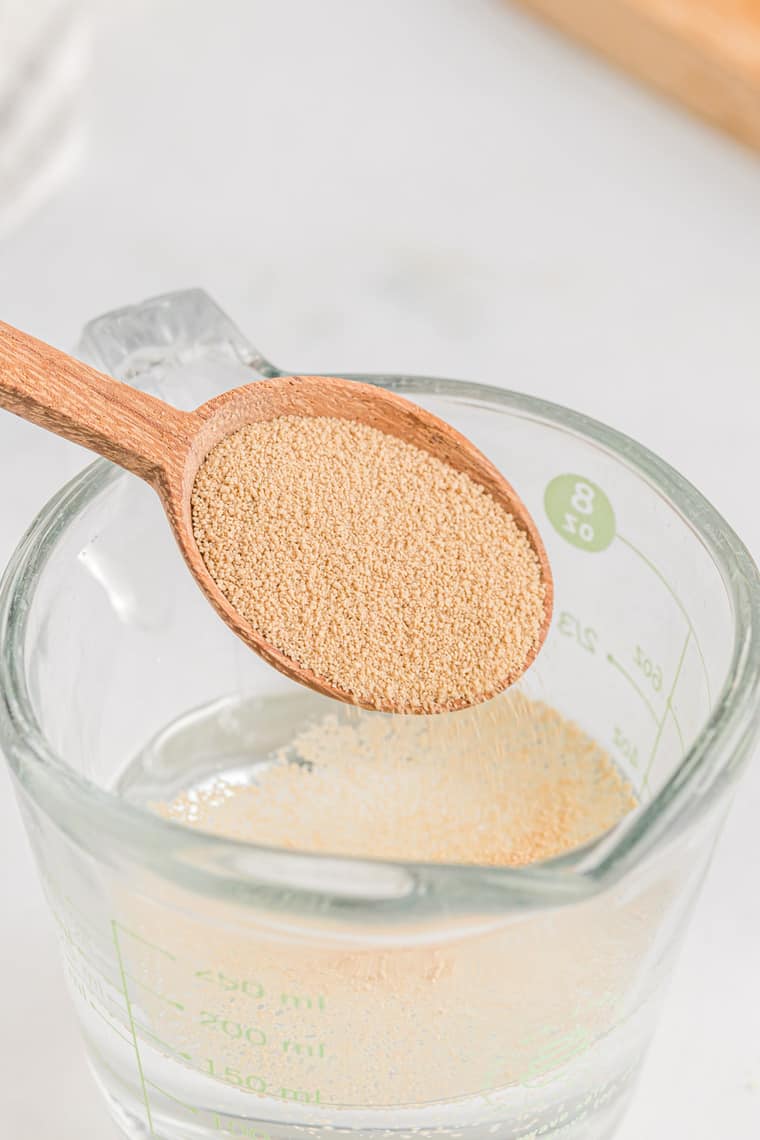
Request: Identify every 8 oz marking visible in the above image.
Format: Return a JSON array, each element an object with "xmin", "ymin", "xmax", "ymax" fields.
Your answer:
[{"xmin": 545, "ymin": 475, "xmax": 616, "ymax": 553}]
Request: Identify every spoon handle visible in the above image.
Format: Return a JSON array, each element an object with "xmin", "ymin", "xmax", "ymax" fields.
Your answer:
[{"xmin": 0, "ymin": 321, "xmax": 192, "ymax": 484}]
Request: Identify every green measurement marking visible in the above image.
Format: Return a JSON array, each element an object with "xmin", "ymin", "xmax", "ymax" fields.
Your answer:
[
  {"xmin": 87, "ymin": 1039, "xmax": 199, "ymax": 1115},
  {"xmin": 124, "ymin": 971, "xmax": 185, "ymax": 1010},
  {"xmin": 136, "ymin": 1023, "xmax": 192, "ymax": 1060},
  {"xmin": 53, "ymin": 910, "xmax": 89, "ymax": 955},
  {"xmin": 116, "ymin": 923, "xmax": 177, "ymax": 960},
  {"xmin": 606, "ymin": 653, "xmax": 660, "ymax": 725},
  {"xmin": 58, "ymin": 928, "xmax": 114, "ymax": 985},
  {"xmin": 643, "ymin": 630, "xmax": 691, "ymax": 792},
  {"xmin": 86, "ymin": 998, "xmax": 133, "ymax": 1048},
  {"xmin": 71, "ymin": 943, "xmax": 110, "ymax": 983},
  {"xmin": 54, "ymin": 912, "xmax": 103, "ymax": 970},
  {"xmin": 668, "ymin": 705, "xmax": 686, "ymax": 754},
  {"xmin": 616, "ymin": 533, "xmax": 711, "ymax": 704},
  {"xmin": 144, "ymin": 1078, "xmax": 201, "ymax": 1112},
  {"xmin": 112, "ymin": 921, "xmax": 155, "ymax": 1137},
  {"xmin": 91, "ymin": 1003, "xmax": 133, "ymax": 1044}
]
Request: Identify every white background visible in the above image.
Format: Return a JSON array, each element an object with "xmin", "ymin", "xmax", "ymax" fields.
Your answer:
[{"xmin": 1, "ymin": 1, "xmax": 759, "ymax": 1136}]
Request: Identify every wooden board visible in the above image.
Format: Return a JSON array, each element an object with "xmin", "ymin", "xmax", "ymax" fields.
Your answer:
[{"xmin": 511, "ymin": 0, "xmax": 760, "ymax": 151}]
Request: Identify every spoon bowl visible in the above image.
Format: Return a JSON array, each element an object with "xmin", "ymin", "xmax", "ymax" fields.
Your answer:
[{"xmin": 0, "ymin": 322, "xmax": 553, "ymax": 712}]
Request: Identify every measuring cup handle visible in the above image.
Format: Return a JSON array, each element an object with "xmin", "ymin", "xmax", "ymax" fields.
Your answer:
[{"xmin": 76, "ymin": 288, "xmax": 285, "ymax": 386}]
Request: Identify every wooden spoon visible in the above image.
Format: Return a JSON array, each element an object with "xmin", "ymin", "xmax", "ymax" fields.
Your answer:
[{"xmin": 0, "ymin": 321, "xmax": 553, "ymax": 712}]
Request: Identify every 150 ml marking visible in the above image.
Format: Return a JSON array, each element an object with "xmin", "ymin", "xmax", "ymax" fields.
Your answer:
[
  {"xmin": 106, "ymin": 921, "xmax": 329, "ymax": 1134},
  {"xmin": 90, "ymin": 1039, "xmax": 278, "ymax": 1138}
]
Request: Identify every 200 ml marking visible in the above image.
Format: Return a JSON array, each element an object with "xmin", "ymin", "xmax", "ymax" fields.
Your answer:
[
  {"xmin": 101, "ymin": 922, "xmax": 326, "ymax": 1134},
  {"xmin": 613, "ymin": 726, "xmax": 638, "ymax": 769},
  {"xmin": 50, "ymin": 474, "xmax": 716, "ymax": 1134}
]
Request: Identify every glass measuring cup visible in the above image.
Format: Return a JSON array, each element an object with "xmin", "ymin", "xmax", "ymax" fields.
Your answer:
[{"xmin": 1, "ymin": 290, "xmax": 759, "ymax": 1140}]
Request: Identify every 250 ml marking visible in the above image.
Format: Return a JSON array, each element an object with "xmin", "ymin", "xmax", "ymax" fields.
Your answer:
[
  {"xmin": 196, "ymin": 970, "xmax": 264, "ymax": 998},
  {"xmin": 558, "ymin": 610, "xmax": 598, "ymax": 654},
  {"xmin": 107, "ymin": 922, "xmax": 326, "ymax": 1135},
  {"xmin": 546, "ymin": 471, "xmax": 713, "ymax": 793},
  {"xmin": 192, "ymin": 967, "xmax": 326, "ymax": 1010}
]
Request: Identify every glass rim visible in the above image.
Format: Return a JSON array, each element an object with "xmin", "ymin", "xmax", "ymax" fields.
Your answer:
[{"xmin": 2, "ymin": 374, "xmax": 760, "ymax": 911}]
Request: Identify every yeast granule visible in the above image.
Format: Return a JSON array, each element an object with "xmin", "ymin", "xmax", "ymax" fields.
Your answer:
[
  {"xmin": 155, "ymin": 691, "xmax": 636, "ymax": 866},
  {"xmin": 191, "ymin": 415, "xmax": 546, "ymax": 712},
  {"xmin": 145, "ymin": 694, "xmax": 637, "ymax": 1106}
]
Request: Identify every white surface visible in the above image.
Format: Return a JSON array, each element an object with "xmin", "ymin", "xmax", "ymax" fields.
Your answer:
[{"xmin": 1, "ymin": 1, "xmax": 759, "ymax": 1136}]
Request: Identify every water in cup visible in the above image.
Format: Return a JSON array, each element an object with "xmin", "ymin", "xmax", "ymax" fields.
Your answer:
[{"xmin": 3, "ymin": 294, "xmax": 759, "ymax": 1140}]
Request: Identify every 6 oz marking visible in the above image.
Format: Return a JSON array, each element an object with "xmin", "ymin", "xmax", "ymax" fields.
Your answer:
[{"xmin": 633, "ymin": 646, "xmax": 663, "ymax": 693}]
